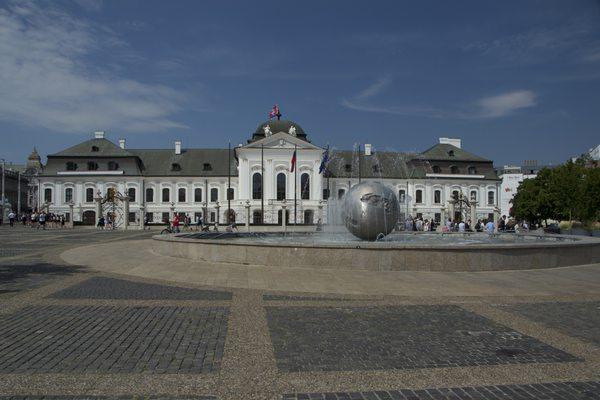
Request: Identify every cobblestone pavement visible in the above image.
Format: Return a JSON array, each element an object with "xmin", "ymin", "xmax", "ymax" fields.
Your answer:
[
  {"xmin": 282, "ymin": 381, "xmax": 600, "ymax": 399},
  {"xmin": 502, "ymin": 301, "xmax": 600, "ymax": 346},
  {"xmin": 0, "ymin": 227, "xmax": 599, "ymax": 399},
  {"xmin": 266, "ymin": 305, "xmax": 580, "ymax": 372}
]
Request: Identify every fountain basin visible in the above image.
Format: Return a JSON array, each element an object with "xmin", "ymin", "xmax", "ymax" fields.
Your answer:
[{"xmin": 152, "ymin": 232, "xmax": 600, "ymax": 272}]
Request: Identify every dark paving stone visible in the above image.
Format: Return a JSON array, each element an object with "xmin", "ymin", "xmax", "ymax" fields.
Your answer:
[
  {"xmin": 50, "ymin": 276, "xmax": 232, "ymax": 300},
  {"xmin": 282, "ymin": 381, "xmax": 600, "ymax": 399},
  {"xmin": 0, "ymin": 260, "xmax": 81, "ymax": 295},
  {"xmin": 0, "ymin": 397, "xmax": 216, "ymax": 400},
  {"xmin": 266, "ymin": 305, "xmax": 580, "ymax": 372},
  {"xmin": 502, "ymin": 301, "xmax": 600, "ymax": 346},
  {"xmin": 0, "ymin": 305, "xmax": 228, "ymax": 373},
  {"xmin": 263, "ymin": 294, "xmax": 353, "ymax": 301}
]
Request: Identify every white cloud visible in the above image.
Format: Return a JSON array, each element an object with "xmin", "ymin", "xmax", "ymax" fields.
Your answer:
[
  {"xmin": 0, "ymin": 2, "xmax": 188, "ymax": 134},
  {"xmin": 342, "ymin": 78, "xmax": 536, "ymax": 119},
  {"xmin": 477, "ymin": 90, "xmax": 536, "ymax": 118}
]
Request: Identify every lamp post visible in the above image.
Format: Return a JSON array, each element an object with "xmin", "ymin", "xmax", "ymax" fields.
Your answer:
[
  {"xmin": 170, "ymin": 202, "xmax": 175, "ymax": 225},
  {"xmin": 202, "ymin": 201, "xmax": 207, "ymax": 225},
  {"xmin": 67, "ymin": 201, "xmax": 74, "ymax": 228},
  {"xmin": 215, "ymin": 201, "xmax": 220, "ymax": 227},
  {"xmin": 281, "ymin": 199, "xmax": 287, "ymax": 232},
  {"xmin": 244, "ymin": 200, "xmax": 251, "ymax": 232}
]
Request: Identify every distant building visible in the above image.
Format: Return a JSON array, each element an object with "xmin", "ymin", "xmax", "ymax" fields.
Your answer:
[
  {"xmin": 36, "ymin": 119, "xmax": 501, "ymax": 227},
  {"xmin": 496, "ymin": 161, "xmax": 554, "ymax": 217}
]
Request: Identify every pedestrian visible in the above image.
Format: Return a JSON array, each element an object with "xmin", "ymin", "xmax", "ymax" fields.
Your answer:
[
  {"xmin": 485, "ymin": 219, "xmax": 495, "ymax": 234},
  {"xmin": 38, "ymin": 212, "xmax": 46, "ymax": 230},
  {"xmin": 458, "ymin": 220, "xmax": 465, "ymax": 232},
  {"xmin": 143, "ymin": 214, "xmax": 150, "ymax": 230},
  {"xmin": 8, "ymin": 210, "xmax": 15, "ymax": 227},
  {"xmin": 498, "ymin": 215, "xmax": 507, "ymax": 232},
  {"xmin": 196, "ymin": 215, "xmax": 203, "ymax": 231},
  {"xmin": 97, "ymin": 216, "xmax": 105, "ymax": 230},
  {"xmin": 172, "ymin": 214, "xmax": 180, "ymax": 233}
]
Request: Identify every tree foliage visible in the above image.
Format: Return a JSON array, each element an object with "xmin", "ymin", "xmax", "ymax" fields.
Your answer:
[{"xmin": 511, "ymin": 159, "xmax": 600, "ymax": 224}]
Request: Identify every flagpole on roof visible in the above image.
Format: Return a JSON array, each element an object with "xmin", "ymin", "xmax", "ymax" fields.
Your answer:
[
  {"xmin": 294, "ymin": 143, "xmax": 297, "ymax": 226},
  {"xmin": 227, "ymin": 141, "xmax": 231, "ymax": 223},
  {"xmin": 261, "ymin": 143, "xmax": 264, "ymax": 225}
]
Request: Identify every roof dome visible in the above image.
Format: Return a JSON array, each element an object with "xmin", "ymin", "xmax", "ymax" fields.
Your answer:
[{"xmin": 250, "ymin": 119, "xmax": 309, "ymax": 142}]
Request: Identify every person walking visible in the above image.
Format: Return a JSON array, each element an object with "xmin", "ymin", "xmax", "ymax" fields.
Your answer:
[
  {"xmin": 38, "ymin": 212, "xmax": 46, "ymax": 230},
  {"xmin": 143, "ymin": 214, "xmax": 150, "ymax": 230},
  {"xmin": 8, "ymin": 210, "xmax": 15, "ymax": 227},
  {"xmin": 458, "ymin": 220, "xmax": 466, "ymax": 232},
  {"xmin": 172, "ymin": 214, "xmax": 180, "ymax": 233}
]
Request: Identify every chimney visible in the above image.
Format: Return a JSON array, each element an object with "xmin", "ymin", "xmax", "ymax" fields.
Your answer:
[
  {"xmin": 364, "ymin": 143, "xmax": 372, "ymax": 156},
  {"xmin": 119, "ymin": 138, "xmax": 126, "ymax": 149},
  {"xmin": 175, "ymin": 140, "xmax": 182, "ymax": 155},
  {"xmin": 94, "ymin": 131, "xmax": 105, "ymax": 139},
  {"xmin": 439, "ymin": 137, "xmax": 461, "ymax": 148}
]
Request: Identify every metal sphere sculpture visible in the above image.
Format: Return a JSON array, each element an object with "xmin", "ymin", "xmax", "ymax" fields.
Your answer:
[{"xmin": 341, "ymin": 181, "xmax": 400, "ymax": 241}]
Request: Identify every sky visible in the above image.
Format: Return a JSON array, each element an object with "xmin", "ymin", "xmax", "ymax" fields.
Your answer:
[{"xmin": 1, "ymin": 0, "xmax": 599, "ymax": 167}]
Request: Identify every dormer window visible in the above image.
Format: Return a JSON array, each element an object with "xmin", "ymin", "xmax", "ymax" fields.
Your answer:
[
  {"xmin": 468, "ymin": 166, "xmax": 477, "ymax": 175},
  {"xmin": 203, "ymin": 163, "xmax": 212, "ymax": 171},
  {"xmin": 108, "ymin": 161, "xmax": 119, "ymax": 171},
  {"xmin": 87, "ymin": 161, "xmax": 98, "ymax": 171},
  {"xmin": 66, "ymin": 162, "xmax": 78, "ymax": 171},
  {"xmin": 344, "ymin": 164, "xmax": 352, "ymax": 172},
  {"xmin": 448, "ymin": 150, "xmax": 455, "ymax": 157},
  {"xmin": 432, "ymin": 165, "xmax": 441, "ymax": 173},
  {"xmin": 450, "ymin": 165, "xmax": 459, "ymax": 174},
  {"xmin": 171, "ymin": 163, "xmax": 181, "ymax": 171},
  {"xmin": 91, "ymin": 146, "xmax": 99, "ymax": 152}
]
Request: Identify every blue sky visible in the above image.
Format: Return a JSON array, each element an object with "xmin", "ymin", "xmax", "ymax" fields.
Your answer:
[{"xmin": 1, "ymin": 0, "xmax": 599, "ymax": 166}]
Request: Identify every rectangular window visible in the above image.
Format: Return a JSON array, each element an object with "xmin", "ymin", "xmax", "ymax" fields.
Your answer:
[
  {"xmin": 128, "ymin": 188, "xmax": 136, "ymax": 202},
  {"xmin": 227, "ymin": 188, "xmax": 234, "ymax": 200},
  {"xmin": 65, "ymin": 188, "xmax": 73, "ymax": 203},
  {"xmin": 399, "ymin": 189, "xmax": 406, "ymax": 203},
  {"xmin": 162, "ymin": 212, "xmax": 169, "ymax": 223},
  {"xmin": 86, "ymin": 188, "xmax": 94, "ymax": 203},
  {"xmin": 162, "ymin": 188, "xmax": 170, "ymax": 203},
  {"xmin": 146, "ymin": 212, "xmax": 153, "ymax": 223},
  {"xmin": 210, "ymin": 188, "xmax": 218, "ymax": 202},
  {"xmin": 415, "ymin": 190, "xmax": 423, "ymax": 204},
  {"xmin": 44, "ymin": 188, "xmax": 52, "ymax": 203},
  {"xmin": 434, "ymin": 190, "xmax": 441, "ymax": 204},
  {"xmin": 487, "ymin": 191, "xmax": 495, "ymax": 205},
  {"xmin": 194, "ymin": 188, "xmax": 202, "ymax": 202},
  {"xmin": 434, "ymin": 213, "xmax": 441, "ymax": 223},
  {"xmin": 210, "ymin": 212, "xmax": 215, "ymax": 222},
  {"xmin": 322, "ymin": 188, "xmax": 330, "ymax": 200},
  {"xmin": 128, "ymin": 212, "xmax": 136, "ymax": 223},
  {"xmin": 178, "ymin": 188, "xmax": 186, "ymax": 202},
  {"xmin": 145, "ymin": 188, "xmax": 154, "ymax": 203}
]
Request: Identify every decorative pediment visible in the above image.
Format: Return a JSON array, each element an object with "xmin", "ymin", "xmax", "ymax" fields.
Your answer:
[{"xmin": 242, "ymin": 131, "xmax": 322, "ymax": 150}]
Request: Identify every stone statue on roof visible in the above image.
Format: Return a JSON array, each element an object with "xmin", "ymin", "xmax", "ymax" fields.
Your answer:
[
  {"xmin": 263, "ymin": 125, "xmax": 272, "ymax": 136},
  {"xmin": 288, "ymin": 125, "xmax": 296, "ymax": 136}
]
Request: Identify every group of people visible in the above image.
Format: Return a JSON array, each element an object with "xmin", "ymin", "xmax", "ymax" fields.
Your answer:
[
  {"xmin": 152, "ymin": 213, "xmax": 238, "ymax": 233},
  {"xmin": 403, "ymin": 217, "xmax": 438, "ymax": 232},
  {"xmin": 0, "ymin": 211, "xmax": 67, "ymax": 229}
]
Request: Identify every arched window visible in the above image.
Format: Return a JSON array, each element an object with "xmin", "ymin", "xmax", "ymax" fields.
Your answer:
[
  {"xmin": 178, "ymin": 188, "xmax": 186, "ymax": 202},
  {"xmin": 64, "ymin": 188, "xmax": 73, "ymax": 203},
  {"xmin": 338, "ymin": 189, "xmax": 345, "ymax": 199},
  {"xmin": 252, "ymin": 172, "xmax": 262, "ymax": 200},
  {"xmin": 452, "ymin": 190, "xmax": 459, "ymax": 200},
  {"xmin": 91, "ymin": 146, "xmax": 99, "ymax": 152},
  {"xmin": 44, "ymin": 188, "xmax": 52, "ymax": 203},
  {"xmin": 432, "ymin": 165, "xmax": 441, "ymax": 173},
  {"xmin": 108, "ymin": 161, "xmax": 119, "ymax": 171},
  {"xmin": 66, "ymin": 162, "xmax": 77, "ymax": 171},
  {"xmin": 145, "ymin": 188, "xmax": 154, "ymax": 203},
  {"xmin": 468, "ymin": 166, "xmax": 477, "ymax": 175},
  {"xmin": 450, "ymin": 165, "xmax": 459, "ymax": 174},
  {"xmin": 87, "ymin": 161, "xmax": 98, "ymax": 171},
  {"xmin": 210, "ymin": 188, "xmax": 218, "ymax": 202},
  {"xmin": 128, "ymin": 188, "xmax": 136, "ymax": 202},
  {"xmin": 194, "ymin": 188, "xmax": 202, "ymax": 202},
  {"xmin": 470, "ymin": 190, "xmax": 477, "ymax": 202},
  {"xmin": 434, "ymin": 190, "xmax": 441, "ymax": 204},
  {"xmin": 276, "ymin": 173, "xmax": 286, "ymax": 201},
  {"xmin": 162, "ymin": 188, "xmax": 170, "ymax": 203},
  {"xmin": 86, "ymin": 188, "xmax": 94, "ymax": 203},
  {"xmin": 487, "ymin": 190, "xmax": 495, "ymax": 205},
  {"xmin": 398, "ymin": 189, "xmax": 406, "ymax": 203},
  {"xmin": 415, "ymin": 189, "xmax": 423, "ymax": 204},
  {"xmin": 301, "ymin": 173, "xmax": 310, "ymax": 200},
  {"xmin": 106, "ymin": 188, "xmax": 115, "ymax": 201}
]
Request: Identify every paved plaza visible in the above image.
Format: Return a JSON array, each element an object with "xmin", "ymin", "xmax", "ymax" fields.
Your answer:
[{"xmin": 0, "ymin": 226, "xmax": 599, "ymax": 399}]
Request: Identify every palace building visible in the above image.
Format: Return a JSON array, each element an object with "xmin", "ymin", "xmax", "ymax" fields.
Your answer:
[{"xmin": 36, "ymin": 119, "xmax": 501, "ymax": 227}]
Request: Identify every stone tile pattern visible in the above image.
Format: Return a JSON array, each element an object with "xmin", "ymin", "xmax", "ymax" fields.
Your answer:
[
  {"xmin": 0, "ymin": 305, "xmax": 228, "ymax": 373},
  {"xmin": 51, "ymin": 277, "xmax": 233, "ymax": 300},
  {"xmin": 263, "ymin": 294, "xmax": 353, "ymax": 301},
  {"xmin": 266, "ymin": 305, "xmax": 580, "ymax": 372},
  {"xmin": 503, "ymin": 301, "xmax": 600, "ymax": 346},
  {"xmin": 282, "ymin": 381, "xmax": 600, "ymax": 399}
]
